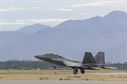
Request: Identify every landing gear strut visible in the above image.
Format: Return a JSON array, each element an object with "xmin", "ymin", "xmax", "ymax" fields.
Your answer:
[{"xmin": 73, "ymin": 69, "xmax": 78, "ymax": 74}]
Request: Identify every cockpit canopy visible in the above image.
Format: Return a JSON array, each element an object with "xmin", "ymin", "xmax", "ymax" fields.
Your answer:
[{"xmin": 42, "ymin": 53, "xmax": 63, "ymax": 59}]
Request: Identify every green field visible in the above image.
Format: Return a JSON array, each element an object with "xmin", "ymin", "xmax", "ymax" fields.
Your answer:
[
  {"xmin": 0, "ymin": 70, "xmax": 127, "ymax": 80},
  {"xmin": 0, "ymin": 70, "xmax": 126, "ymax": 75}
]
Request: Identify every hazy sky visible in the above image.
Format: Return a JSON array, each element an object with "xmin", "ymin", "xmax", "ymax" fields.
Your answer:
[{"xmin": 0, "ymin": 0, "xmax": 127, "ymax": 31}]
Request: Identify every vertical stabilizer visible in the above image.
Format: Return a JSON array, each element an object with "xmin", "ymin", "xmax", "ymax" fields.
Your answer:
[
  {"xmin": 95, "ymin": 52, "xmax": 105, "ymax": 64},
  {"xmin": 82, "ymin": 52, "xmax": 96, "ymax": 64}
]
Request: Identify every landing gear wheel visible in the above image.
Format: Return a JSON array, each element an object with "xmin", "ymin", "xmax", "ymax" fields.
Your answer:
[
  {"xmin": 73, "ymin": 69, "xmax": 78, "ymax": 74},
  {"xmin": 80, "ymin": 69, "xmax": 85, "ymax": 74}
]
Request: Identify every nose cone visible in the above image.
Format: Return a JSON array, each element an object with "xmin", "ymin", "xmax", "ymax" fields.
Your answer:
[
  {"xmin": 34, "ymin": 55, "xmax": 49, "ymax": 60},
  {"xmin": 34, "ymin": 55, "xmax": 42, "ymax": 59},
  {"xmin": 34, "ymin": 53, "xmax": 54, "ymax": 61}
]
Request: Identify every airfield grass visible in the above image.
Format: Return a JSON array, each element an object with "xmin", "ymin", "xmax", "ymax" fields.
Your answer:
[
  {"xmin": 0, "ymin": 70, "xmax": 127, "ymax": 80},
  {"xmin": 0, "ymin": 75, "xmax": 127, "ymax": 81},
  {"xmin": 0, "ymin": 70, "xmax": 126, "ymax": 75}
]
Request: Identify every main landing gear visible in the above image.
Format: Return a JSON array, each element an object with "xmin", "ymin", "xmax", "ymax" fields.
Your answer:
[
  {"xmin": 73, "ymin": 68, "xmax": 85, "ymax": 74},
  {"xmin": 73, "ymin": 69, "xmax": 78, "ymax": 74},
  {"xmin": 80, "ymin": 68, "xmax": 85, "ymax": 74}
]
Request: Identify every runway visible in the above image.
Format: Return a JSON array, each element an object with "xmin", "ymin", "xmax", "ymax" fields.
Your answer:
[
  {"xmin": 1, "ymin": 73, "xmax": 127, "ymax": 77},
  {"xmin": 1, "ymin": 80, "xmax": 127, "ymax": 84},
  {"xmin": 0, "ymin": 73, "xmax": 127, "ymax": 81}
]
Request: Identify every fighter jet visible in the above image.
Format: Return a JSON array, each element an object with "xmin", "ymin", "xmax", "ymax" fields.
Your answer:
[{"xmin": 35, "ymin": 52, "xmax": 116, "ymax": 74}]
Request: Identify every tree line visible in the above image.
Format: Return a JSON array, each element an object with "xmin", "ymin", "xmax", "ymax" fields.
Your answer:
[{"xmin": 0, "ymin": 60, "xmax": 127, "ymax": 70}]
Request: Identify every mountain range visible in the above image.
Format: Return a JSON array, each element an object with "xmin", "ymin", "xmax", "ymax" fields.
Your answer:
[{"xmin": 0, "ymin": 11, "xmax": 127, "ymax": 62}]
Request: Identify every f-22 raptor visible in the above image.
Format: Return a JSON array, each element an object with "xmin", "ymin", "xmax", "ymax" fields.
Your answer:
[{"xmin": 35, "ymin": 52, "xmax": 116, "ymax": 74}]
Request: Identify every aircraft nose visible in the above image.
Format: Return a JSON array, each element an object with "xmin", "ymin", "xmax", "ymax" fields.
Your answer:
[{"xmin": 34, "ymin": 55, "xmax": 42, "ymax": 59}]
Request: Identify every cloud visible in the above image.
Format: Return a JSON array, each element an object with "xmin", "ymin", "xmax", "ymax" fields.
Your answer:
[
  {"xmin": 0, "ymin": 22, "xmax": 24, "ymax": 25},
  {"xmin": 53, "ymin": 8, "xmax": 73, "ymax": 12},
  {"xmin": 16, "ymin": 18, "xmax": 68, "ymax": 24},
  {"xmin": 71, "ymin": 2, "xmax": 102, "ymax": 7},
  {"xmin": 0, "ymin": 7, "xmax": 25, "ymax": 12},
  {"xmin": 70, "ymin": 0, "xmax": 127, "ymax": 8},
  {"xmin": 0, "ymin": 18, "xmax": 69, "ymax": 26},
  {"xmin": 0, "ymin": 6, "xmax": 42, "ymax": 12}
]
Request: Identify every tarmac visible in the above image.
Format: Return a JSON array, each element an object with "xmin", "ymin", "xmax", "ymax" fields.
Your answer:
[
  {"xmin": 1, "ymin": 80, "xmax": 127, "ymax": 84},
  {"xmin": 1, "ymin": 73, "xmax": 127, "ymax": 77},
  {"xmin": 0, "ymin": 73, "xmax": 127, "ymax": 84}
]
